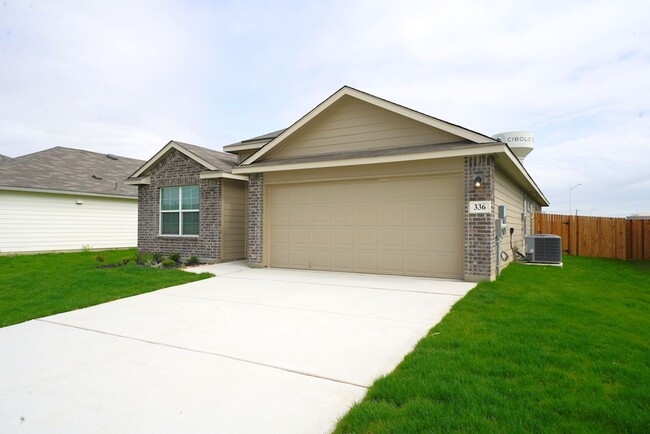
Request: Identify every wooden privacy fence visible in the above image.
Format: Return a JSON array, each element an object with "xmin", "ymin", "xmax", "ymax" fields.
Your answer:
[{"xmin": 534, "ymin": 213, "xmax": 650, "ymax": 260}]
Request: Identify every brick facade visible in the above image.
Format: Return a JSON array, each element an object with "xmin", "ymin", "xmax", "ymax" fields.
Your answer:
[
  {"xmin": 464, "ymin": 155, "xmax": 496, "ymax": 281},
  {"xmin": 247, "ymin": 173, "xmax": 264, "ymax": 264},
  {"xmin": 137, "ymin": 149, "xmax": 222, "ymax": 261}
]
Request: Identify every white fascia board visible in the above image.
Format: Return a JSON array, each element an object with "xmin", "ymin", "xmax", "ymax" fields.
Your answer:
[
  {"xmin": 125, "ymin": 176, "xmax": 150, "ymax": 185},
  {"xmin": 241, "ymin": 86, "xmax": 497, "ymax": 166},
  {"xmin": 0, "ymin": 185, "xmax": 137, "ymax": 200},
  {"xmin": 233, "ymin": 144, "xmax": 506, "ymax": 174},
  {"xmin": 499, "ymin": 149, "xmax": 550, "ymax": 206},
  {"xmin": 199, "ymin": 172, "xmax": 249, "ymax": 182},
  {"xmin": 130, "ymin": 142, "xmax": 218, "ymax": 178}
]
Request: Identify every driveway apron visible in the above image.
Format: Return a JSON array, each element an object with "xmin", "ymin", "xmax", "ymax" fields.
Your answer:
[{"xmin": 0, "ymin": 262, "xmax": 475, "ymax": 433}]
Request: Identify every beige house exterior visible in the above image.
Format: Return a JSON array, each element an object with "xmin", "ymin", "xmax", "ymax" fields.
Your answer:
[{"xmin": 132, "ymin": 86, "xmax": 548, "ymax": 281}]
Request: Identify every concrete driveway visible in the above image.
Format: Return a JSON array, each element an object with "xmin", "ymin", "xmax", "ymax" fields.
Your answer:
[{"xmin": 0, "ymin": 262, "xmax": 475, "ymax": 433}]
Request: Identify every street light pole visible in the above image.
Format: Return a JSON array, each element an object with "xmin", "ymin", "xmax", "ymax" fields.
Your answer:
[{"xmin": 569, "ymin": 183, "xmax": 582, "ymax": 215}]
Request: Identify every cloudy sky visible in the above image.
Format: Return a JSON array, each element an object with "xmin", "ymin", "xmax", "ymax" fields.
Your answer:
[{"xmin": 1, "ymin": 0, "xmax": 648, "ymax": 216}]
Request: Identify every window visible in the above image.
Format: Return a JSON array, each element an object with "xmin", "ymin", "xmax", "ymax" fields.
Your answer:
[{"xmin": 160, "ymin": 186, "xmax": 199, "ymax": 236}]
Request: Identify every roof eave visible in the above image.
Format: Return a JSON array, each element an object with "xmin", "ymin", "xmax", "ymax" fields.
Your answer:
[
  {"xmin": 0, "ymin": 185, "xmax": 138, "ymax": 199},
  {"xmin": 129, "ymin": 141, "xmax": 220, "ymax": 179},
  {"xmin": 240, "ymin": 85, "xmax": 498, "ymax": 166}
]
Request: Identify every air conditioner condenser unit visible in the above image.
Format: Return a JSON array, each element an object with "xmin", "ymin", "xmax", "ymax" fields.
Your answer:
[{"xmin": 525, "ymin": 235, "xmax": 562, "ymax": 264}]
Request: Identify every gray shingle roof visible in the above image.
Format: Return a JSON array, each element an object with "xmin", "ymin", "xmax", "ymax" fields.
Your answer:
[
  {"xmin": 0, "ymin": 154, "xmax": 11, "ymax": 162},
  {"xmin": 0, "ymin": 147, "xmax": 144, "ymax": 197},
  {"xmin": 241, "ymin": 129, "xmax": 286, "ymax": 143},
  {"xmin": 171, "ymin": 141, "xmax": 238, "ymax": 172}
]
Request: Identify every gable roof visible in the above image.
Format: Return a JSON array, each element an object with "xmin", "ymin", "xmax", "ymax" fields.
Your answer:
[
  {"xmin": 0, "ymin": 147, "xmax": 144, "ymax": 198},
  {"xmin": 129, "ymin": 140, "xmax": 238, "ymax": 179},
  {"xmin": 0, "ymin": 154, "xmax": 11, "ymax": 163},
  {"xmin": 241, "ymin": 86, "xmax": 497, "ymax": 166}
]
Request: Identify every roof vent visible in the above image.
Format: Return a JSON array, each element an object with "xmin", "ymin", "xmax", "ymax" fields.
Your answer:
[
  {"xmin": 106, "ymin": 154, "xmax": 119, "ymax": 160},
  {"xmin": 491, "ymin": 131, "xmax": 534, "ymax": 161}
]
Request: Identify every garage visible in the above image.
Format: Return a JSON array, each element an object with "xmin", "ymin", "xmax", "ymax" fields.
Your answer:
[{"xmin": 269, "ymin": 173, "xmax": 464, "ymax": 278}]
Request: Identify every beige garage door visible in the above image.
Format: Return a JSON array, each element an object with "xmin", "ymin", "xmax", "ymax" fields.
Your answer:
[{"xmin": 269, "ymin": 174, "xmax": 463, "ymax": 278}]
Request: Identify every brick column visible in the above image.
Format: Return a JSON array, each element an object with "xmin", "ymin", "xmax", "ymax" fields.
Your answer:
[
  {"xmin": 464, "ymin": 155, "xmax": 496, "ymax": 281},
  {"xmin": 247, "ymin": 173, "xmax": 264, "ymax": 265}
]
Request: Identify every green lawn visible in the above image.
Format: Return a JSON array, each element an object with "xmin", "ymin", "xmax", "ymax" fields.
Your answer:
[
  {"xmin": 0, "ymin": 249, "xmax": 212, "ymax": 328},
  {"xmin": 335, "ymin": 256, "xmax": 650, "ymax": 433}
]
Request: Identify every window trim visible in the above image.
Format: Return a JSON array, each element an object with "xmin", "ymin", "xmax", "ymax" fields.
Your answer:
[{"xmin": 159, "ymin": 185, "xmax": 200, "ymax": 237}]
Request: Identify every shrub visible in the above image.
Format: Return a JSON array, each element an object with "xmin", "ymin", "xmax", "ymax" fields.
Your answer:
[
  {"xmin": 121, "ymin": 255, "xmax": 137, "ymax": 265},
  {"xmin": 186, "ymin": 256, "xmax": 200, "ymax": 266},
  {"xmin": 135, "ymin": 251, "xmax": 154, "ymax": 266},
  {"xmin": 152, "ymin": 252, "xmax": 164, "ymax": 263},
  {"xmin": 169, "ymin": 252, "xmax": 181, "ymax": 263},
  {"xmin": 160, "ymin": 259, "xmax": 176, "ymax": 268},
  {"xmin": 95, "ymin": 255, "xmax": 105, "ymax": 263}
]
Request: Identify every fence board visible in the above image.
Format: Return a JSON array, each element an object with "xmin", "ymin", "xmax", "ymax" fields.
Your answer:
[{"xmin": 535, "ymin": 213, "xmax": 649, "ymax": 260}]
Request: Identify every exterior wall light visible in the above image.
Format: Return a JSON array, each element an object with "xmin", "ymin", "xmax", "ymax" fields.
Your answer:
[{"xmin": 474, "ymin": 176, "xmax": 482, "ymax": 188}]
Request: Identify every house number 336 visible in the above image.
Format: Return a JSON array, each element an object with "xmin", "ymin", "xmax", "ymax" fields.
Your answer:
[{"xmin": 469, "ymin": 201, "xmax": 491, "ymax": 214}]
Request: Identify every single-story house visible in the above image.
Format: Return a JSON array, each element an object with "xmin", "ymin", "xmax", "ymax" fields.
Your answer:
[
  {"xmin": 0, "ymin": 146, "xmax": 144, "ymax": 254},
  {"xmin": 129, "ymin": 86, "xmax": 548, "ymax": 281}
]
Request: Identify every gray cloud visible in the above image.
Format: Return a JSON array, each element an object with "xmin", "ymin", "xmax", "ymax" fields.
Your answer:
[{"xmin": 1, "ymin": 0, "xmax": 648, "ymax": 216}]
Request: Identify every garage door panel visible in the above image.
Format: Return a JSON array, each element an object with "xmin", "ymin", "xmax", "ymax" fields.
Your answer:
[
  {"xmin": 380, "ymin": 252, "xmax": 403, "ymax": 274},
  {"xmin": 311, "ymin": 251, "xmax": 331, "ymax": 269},
  {"xmin": 310, "ymin": 206, "xmax": 331, "ymax": 224},
  {"xmin": 354, "ymin": 204, "xmax": 377, "ymax": 223},
  {"xmin": 331, "ymin": 228, "xmax": 354, "ymax": 247},
  {"xmin": 270, "ymin": 174, "xmax": 463, "ymax": 278},
  {"xmin": 290, "ymin": 206, "xmax": 310, "ymax": 224},
  {"xmin": 311, "ymin": 228, "xmax": 331, "ymax": 246},
  {"xmin": 404, "ymin": 228, "xmax": 432, "ymax": 250},
  {"xmin": 379, "ymin": 229, "xmax": 403, "ymax": 249},
  {"xmin": 405, "ymin": 254, "xmax": 431, "ymax": 275},
  {"xmin": 290, "ymin": 228, "xmax": 310, "ymax": 246},
  {"xmin": 378, "ymin": 203, "xmax": 402, "ymax": 224},
  {"xmin": 272, "ymin": 227, "xmax": 290, "ymax": 246},
  {"xmin": 354, "ymin": 229, "xmax": 377, "ymax": 248},
  {"xmin": 355, "ymin": 252, "xmax": 378, "ymax": 272},
  {"xmin": 331, "ymin": 251, "xmax": 355, "ymax": 271}
]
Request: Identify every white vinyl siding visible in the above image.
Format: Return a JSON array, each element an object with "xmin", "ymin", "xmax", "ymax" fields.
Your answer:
[
  {"xmin": 0, "ymin": 190, "xmax": 137, "ymax": 253},
  {"xmin": 267, "ymin": 96, "xmax": 465, "ymax": 160}
]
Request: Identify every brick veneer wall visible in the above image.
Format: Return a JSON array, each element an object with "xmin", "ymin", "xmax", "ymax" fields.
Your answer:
[
  {"xmin": 247, "ymin": 173, "xmax": 264, "ymax": 264},
  {"xmin": 137, "ymin": 149, "xmax": 221, "ymax": 261},
  {"xmin": 464, "ymin": 155, "xmax": 496, "ymax": 281}
]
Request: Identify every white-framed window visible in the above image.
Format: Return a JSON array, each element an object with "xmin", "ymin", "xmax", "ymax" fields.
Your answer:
[{"xmin": 160, "ymin": 185, "xmax": 199, "ymax": 236}]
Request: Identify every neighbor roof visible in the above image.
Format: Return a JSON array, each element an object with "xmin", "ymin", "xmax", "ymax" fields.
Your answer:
[
  {"xmin": 0, "ymin": 154, "xmax": 11, "ymax": 162},
  {"xmin": 0, "ymin": 147, "xmax": 145, "ymax": 198},
  {"xmin": 129, "ymin": 140, "xmax": 238, "ymax": 179}
]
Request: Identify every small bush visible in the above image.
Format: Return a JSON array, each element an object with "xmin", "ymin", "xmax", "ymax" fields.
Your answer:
[
  {"xmin": 160, "ymin": 259, "xmax": 176, "ymax": 268},
  {"xmin": 169, "ymin": 252, "xmax": 182, "ymax": 263},
  {"xmin": 82, "ymin": 244, "xmax": 91, "ymax": 252},
  {"xmin": 152, "ymin": 252, "xmax": 164, "ymax": 263},
  {"xmin": 121, "ymin": 255, "xmax": 137, "ymax": 265},
  {"xmin": 186, "ymin": 256, "xmax": 200, "ymax": 266},
  {"xmin": 135, "ymin": 251, "xmax": 154, "ymax": 266},
  {"xmin": 95, "ymin": 255, "xmax": 105, "ymax": 263}
]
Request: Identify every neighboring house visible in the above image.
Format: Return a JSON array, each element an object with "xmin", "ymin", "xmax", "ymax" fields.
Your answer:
[
  {"xmin": 0, "ymin": 147, "xmax": 144, "ymax": 254},
  {"xmin": 129, "ymin": 86, "xmax": 549, "ymax": 281}
]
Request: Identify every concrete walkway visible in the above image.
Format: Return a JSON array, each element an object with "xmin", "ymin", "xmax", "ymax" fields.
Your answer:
[{"xmin": 0, "ymin": 262, "xmax": 475, "ymax": 433}]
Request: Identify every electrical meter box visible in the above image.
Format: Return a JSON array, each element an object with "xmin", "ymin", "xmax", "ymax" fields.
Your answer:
[{"xmin": 498, "ymin": 205, "xmax": 507, "ymax": 224}]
